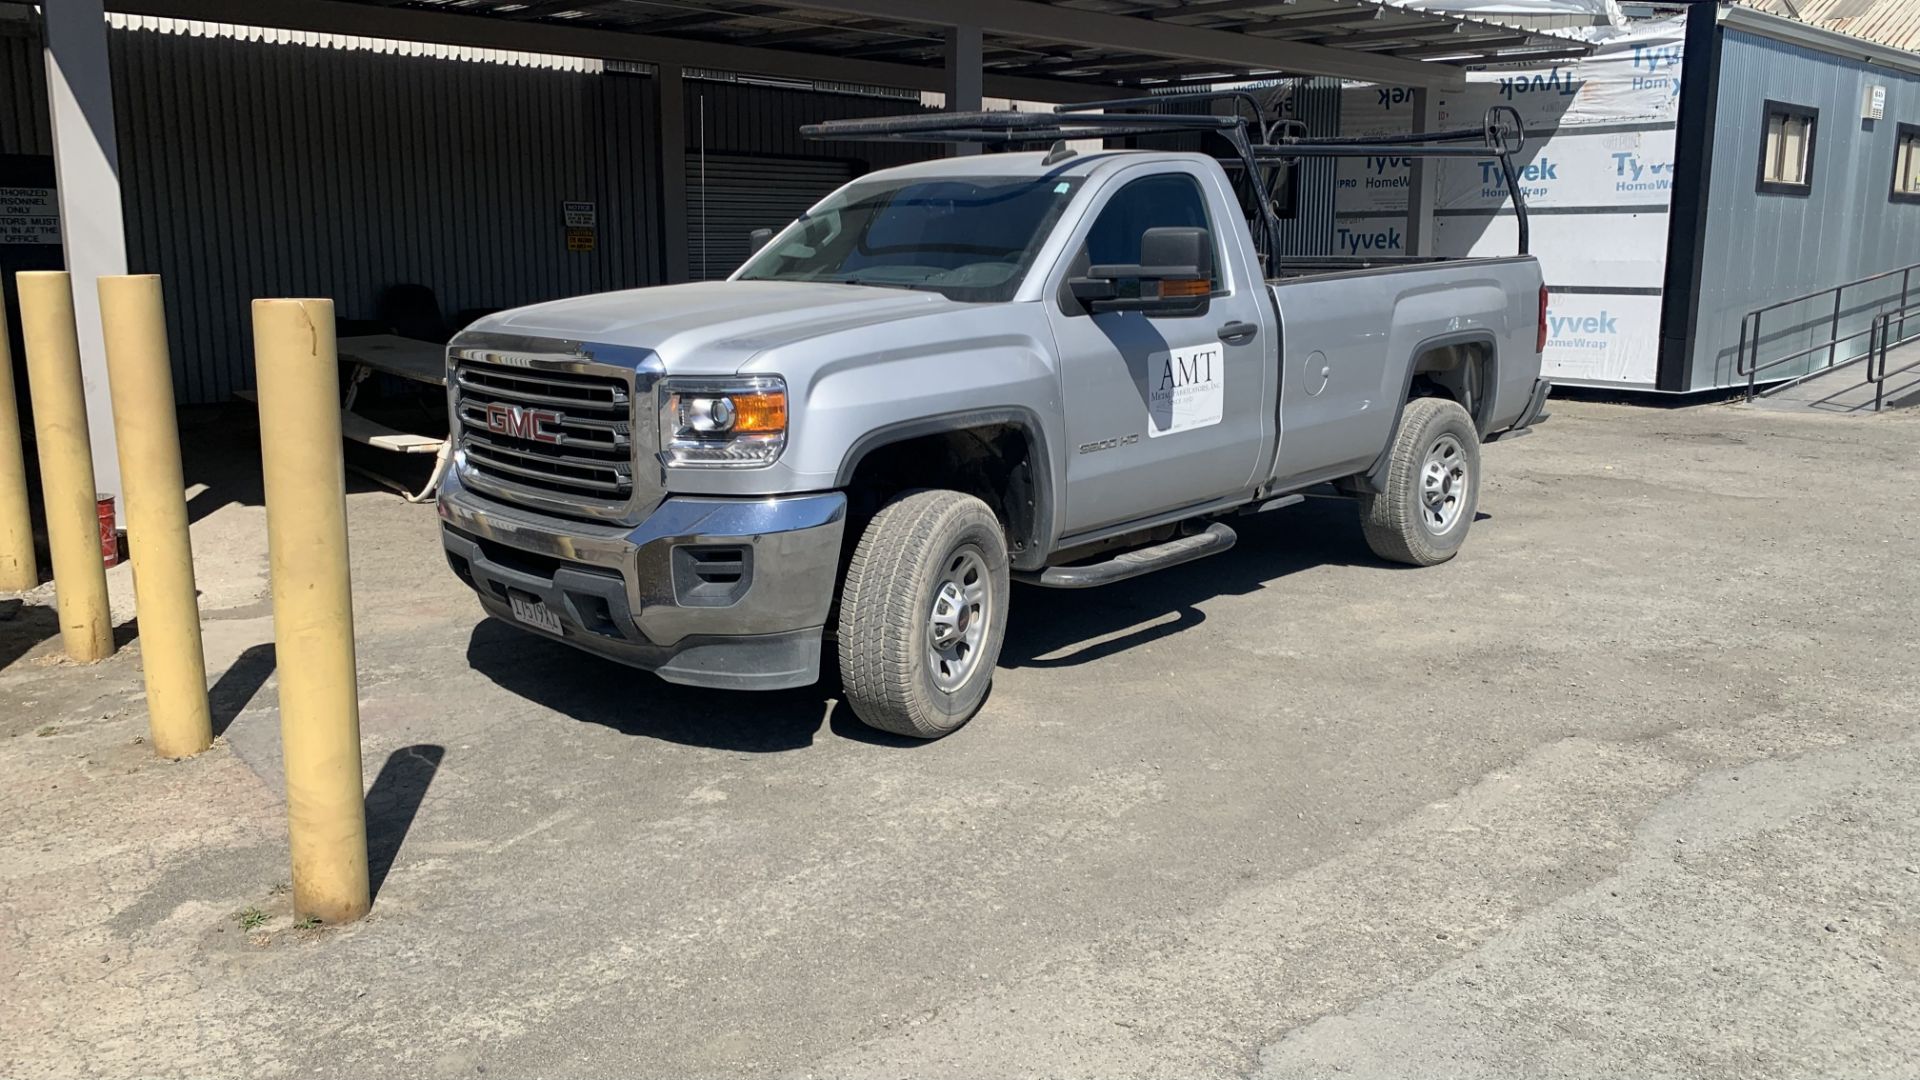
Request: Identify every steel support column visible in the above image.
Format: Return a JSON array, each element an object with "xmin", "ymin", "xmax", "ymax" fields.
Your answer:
[
  {"xmin": 42, "ymin": 0, "xmax": 125, "ymax": 501},
  {"xmin": 945, "ymin": 25, "xmax": 984, "ymax": 156},
  {"xmin": 1403, "ymin": 87, "xmax": 1435, "ymax": 257}
]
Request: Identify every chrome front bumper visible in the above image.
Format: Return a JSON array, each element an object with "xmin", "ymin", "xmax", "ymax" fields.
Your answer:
[{"xmin": 438, "ymin": 469, "xmax": 846, "ymax": 690}]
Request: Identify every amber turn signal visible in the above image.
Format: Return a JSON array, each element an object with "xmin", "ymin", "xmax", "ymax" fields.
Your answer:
[{"xmin": 730, "ymin": 390, "xmax": 788, "ymax": 434}]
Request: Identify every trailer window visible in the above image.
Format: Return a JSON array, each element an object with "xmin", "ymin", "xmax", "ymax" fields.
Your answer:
[
  {"xmin": 1757, "ymin": 100, "xmax": 1817, "ymax": 195},
  {"xmin": 1894, "ymin": 124, "xmax": 1920, "ymax": 203}
]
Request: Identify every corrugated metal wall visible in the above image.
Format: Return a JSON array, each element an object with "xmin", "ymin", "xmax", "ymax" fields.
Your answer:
[
  {"xmin": 685, "ymin": 79, "xmax": 928, "ymax": 169},
  {"xmin": 1271, "ymin": 77, "xmax": 1340, "ymax": 258},
  {"xmin": 1685, "ymin": 29, "xmax": 1920, "ymax": 389},
  {"xmin": 685, "ymin": 154, "xmax": 853, "ymax": 281},
  {"xmin": 109, "ymin": 30, "xmax": 663, "ymax": 404},
  {"xmin": 0, "ymin": 24, "xmax": 51, "ymax": 155},
  {"xmin": 0, "ymin": 20, "xmax": 937, "ymax": 404},
  {"xmin": 681, "ymin": 79, "xmax": 931, "ymax": 282}
]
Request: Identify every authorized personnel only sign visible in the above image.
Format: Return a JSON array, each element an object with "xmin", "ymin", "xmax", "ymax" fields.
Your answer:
[
  {"xmin": 0, "ymin": 187, "xmax": 61, "ymax": 245},
  {"xmin": 563, "ymin": 200, "xmax": 596, "ymax": 252},
  {"xmin": 1147, "ymin": 342, "xmax": 1225, "ymax": 437}
]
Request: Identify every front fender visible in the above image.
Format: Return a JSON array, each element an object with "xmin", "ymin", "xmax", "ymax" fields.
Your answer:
[{"xmin": 661, "ymin": 304, "xmax": 1066, "ymax": 521}]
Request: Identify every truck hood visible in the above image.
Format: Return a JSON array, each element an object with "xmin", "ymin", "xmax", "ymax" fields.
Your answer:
[{"xmin": 464, "ymin": 280, "xmax": 966, "ymax": 374}]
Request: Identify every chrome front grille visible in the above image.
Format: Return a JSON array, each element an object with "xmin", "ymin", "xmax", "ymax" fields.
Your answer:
[{"xmin": 453, "ymin": 360, "xmax": 636, "ymax": 513}]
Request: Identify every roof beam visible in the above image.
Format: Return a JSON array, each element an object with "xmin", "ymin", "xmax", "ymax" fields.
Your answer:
[
  {"xmin": 1246, "ymin": 9, "xmax": 1388, "ymax": 34},
  {"xmin": 101, "ymin": 0, "xmax": 1122, "ymax": 100},
  {"xmin": 1393, "ymin": 35, "xmax": 1536, "ymax": 59},
  {"xmin": 501, "ymin": 0, "xmax": 602, "ymax": 20},
  {"xmin": 732, "ymin": 20, "xmax": 905, "ymax": 48},
  {"xmin": 1416, "ymin": 42, "xmax": 1589, "ymax": 62},
  {"xmin": 1144, "ymin": 0, "xmax": 1298, "ymax": 18},
  {"xmin": 625, "ymin": 7, "xmax": 779, "ymax": 34},
  {"xmin": 1308, "ymin": 21, "xmax": 1463, "ymax": 46},
  {"xmin": 782, "ymin": 0, "xmax": 1467, "ymax": 87}
]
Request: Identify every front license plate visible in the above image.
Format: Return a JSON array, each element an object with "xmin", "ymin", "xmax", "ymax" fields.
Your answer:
[{"xmin": 509, "ymin": 593, "xmax": 563, "ymax": 635}]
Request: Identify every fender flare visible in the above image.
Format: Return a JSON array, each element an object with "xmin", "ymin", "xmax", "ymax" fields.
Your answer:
[
  {"xmin": 1358, "ymin": 330, "xmax": 1499, "ymax": 493},
  {"xmin": 835, "ymin": 407, "xmax": 1057, "ymax": 572}
]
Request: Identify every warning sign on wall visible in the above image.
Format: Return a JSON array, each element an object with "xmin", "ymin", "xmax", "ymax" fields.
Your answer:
[
  {"xmin": 0, "ymin": 187, "xmax": 61, "ymax": 245},
  {"xmin": 563, "ymin": 200, "xmax": 596, "ymax": 252}
]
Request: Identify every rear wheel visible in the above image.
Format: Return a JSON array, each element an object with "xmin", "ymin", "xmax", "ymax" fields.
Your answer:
[
  {"xmin": 837, "ymin": 490, "xmax": 1010, "ymax": 739},
  {"xmin": 1359, "ymin": 396, "xmax": 1481, "ymax": 567}
]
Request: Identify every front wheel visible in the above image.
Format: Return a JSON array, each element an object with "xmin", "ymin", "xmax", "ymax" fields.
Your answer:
[
  {"xmin": 836, "ymin": 490, "xmax": 1010, "ymax": 739},
  {"xmin": 1358, "ymin": 396, "xmax": 1481, "ymax": 567}
]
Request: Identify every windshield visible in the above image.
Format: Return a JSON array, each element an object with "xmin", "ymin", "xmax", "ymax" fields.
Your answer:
[{"xmin": 736, "ymin": 174, "xmax": 1082, "ymax": 303}]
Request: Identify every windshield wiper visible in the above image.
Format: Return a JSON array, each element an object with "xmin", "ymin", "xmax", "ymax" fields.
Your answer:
[{"xmin": 833, "ymin": 277, "xmax": 934, "ymax": 292}]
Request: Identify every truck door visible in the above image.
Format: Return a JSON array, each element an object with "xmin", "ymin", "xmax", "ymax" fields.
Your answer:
[{"xmin": 1045, "ymin": 167, "xmax": 1269, "ymax": 535}]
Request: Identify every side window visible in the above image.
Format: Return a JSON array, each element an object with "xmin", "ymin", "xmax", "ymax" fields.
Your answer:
[
  {"xmin": 1083, "ymin": 173, "xmax": 1224, "ymax": 292},
  {"xmin": 1756, "ymin": 99, "xmax": 1818, "ymax": 196},
  {"xmin": 1893, "ymin": 123, "xmax": 1920, "ymax": 203}
]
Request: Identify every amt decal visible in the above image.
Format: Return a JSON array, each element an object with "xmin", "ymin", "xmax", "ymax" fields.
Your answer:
[
  {"xmin": 1336, "ymin": 224, "xmax": 1402, "ymax": 255},
  {"xmin": 1545, "ymin": 308, "xmax": 1618, "ymax": 351},
  {"xmin": 1374, "ymin": 86, "xmax": 1416, "ymax": 108},
  {"xmin": 1611, "ymin": 152, "xmax": 1674, "ymax": 193}
]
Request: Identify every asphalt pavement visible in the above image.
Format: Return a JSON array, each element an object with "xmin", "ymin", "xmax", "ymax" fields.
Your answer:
[{"xmin": 2, "ymin": 397, "xmax": 1917, "ymax": 1079}]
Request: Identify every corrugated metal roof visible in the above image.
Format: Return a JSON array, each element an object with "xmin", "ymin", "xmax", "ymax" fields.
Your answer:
[
  {"xmin": 1736, "ymin": 0, "xmax": 1920, "ymax": 51},
  {"xmin": 274, "ymin": 0, "xmax": 1596, "ymax": 88},
  {"xmin": 105, "ymin": 12, "xmax": 607, "ymax": 70}
]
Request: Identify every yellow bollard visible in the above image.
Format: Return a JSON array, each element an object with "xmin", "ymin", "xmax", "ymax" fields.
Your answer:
[
  {"xmin": 0, "ymin": 289, "xmax": 37, "ymax": 592},
  {"xmin": 17, "ymin": 272, "xmax": 113, "ymax": 661},
  {"xmin": 252, "ymin": 298, "xmax": 370, "ymax": 923},
  {"xmin": 99, "ymin": 276, "xmax": 212, "ymax": 759}
]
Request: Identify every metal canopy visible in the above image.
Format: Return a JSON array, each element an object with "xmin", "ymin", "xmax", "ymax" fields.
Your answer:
[{"xmin": 118, "ymin": 0, "xmax": 1593, "ymax": 92}]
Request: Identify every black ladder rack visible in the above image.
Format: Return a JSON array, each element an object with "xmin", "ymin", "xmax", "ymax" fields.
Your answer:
[{"xmin": 800, "ymin": 94, "xmax": 1531, "ymax": 274}]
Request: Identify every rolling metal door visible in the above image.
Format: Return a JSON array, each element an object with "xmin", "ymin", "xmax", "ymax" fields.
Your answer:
[{"xmin": 687, "ymin": 154, "xmax": 853, "ymax": 281}]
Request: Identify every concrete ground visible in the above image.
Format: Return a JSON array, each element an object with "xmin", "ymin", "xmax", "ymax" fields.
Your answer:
[{"xmin": 2, "ymin": 397, "xmax": 1918, "ymax": 1080}]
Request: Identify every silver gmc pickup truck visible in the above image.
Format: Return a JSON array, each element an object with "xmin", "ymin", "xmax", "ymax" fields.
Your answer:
[{"xmin": 438, "ymin": 100, "xmax": 1551, "ymax": 739}]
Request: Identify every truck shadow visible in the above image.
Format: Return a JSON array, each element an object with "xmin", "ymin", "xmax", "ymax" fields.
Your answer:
[
  {"xmin": 462, "ymin": 496, "xmax": 1446, "ymax": 749},
  {"xmin": 463, "ymin": 618, "xmax": 857, "ymax": 752},
  {"xmin": 1000, "ymin": 495, "xmax": 1387, "ymax": 668}
]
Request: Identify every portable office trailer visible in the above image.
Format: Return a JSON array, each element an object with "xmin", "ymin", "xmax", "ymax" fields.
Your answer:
[
  {"xmin": 1327, "ymin": 3, "xmax": 1920, "ymax": 393},
  {"xmin": 1660, "ymin": 2, "xmax": 1920, "ymax": 392}
]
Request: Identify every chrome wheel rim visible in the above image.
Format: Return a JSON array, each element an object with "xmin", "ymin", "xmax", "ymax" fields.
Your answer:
[
  {"xmin": 926, "ymin": 546, "xmax": 991, "ymax": 693},
  {"xmin": 1421, "ymin": 433, "xmax": 1470, "ymax": 535}
]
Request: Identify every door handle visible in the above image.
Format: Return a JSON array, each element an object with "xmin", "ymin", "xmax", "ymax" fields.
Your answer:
[{"xmin": 1217, "ymin": 320, "xmax": 1258, "ymax": 345}]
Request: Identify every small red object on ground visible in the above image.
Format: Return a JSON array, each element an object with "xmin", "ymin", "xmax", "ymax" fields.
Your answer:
[{"xmin": 97, "ymin": 495, "xmax": 120, "ymax": 568}]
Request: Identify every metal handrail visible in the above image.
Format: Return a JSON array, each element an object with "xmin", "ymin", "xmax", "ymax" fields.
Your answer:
[
  {"xmin": 1738, "ymin": 260, "xmax": 1920, "ymax": 401},
  {"xmin": 1866, "ymin": 302, "xmax": 1920, "ymax": 411}
]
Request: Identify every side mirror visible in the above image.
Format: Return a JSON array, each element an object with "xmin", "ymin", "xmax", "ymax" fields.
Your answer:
[
  {"xmin": 1070, "ymin": 226, "xmax": 1213, "ymax": 317},
  {"xmin": 747, "ymin": 227, "xmax": 775, "ymax": 256}
]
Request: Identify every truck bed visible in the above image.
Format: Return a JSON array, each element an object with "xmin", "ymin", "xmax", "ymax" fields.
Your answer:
[
  {"xmin": 1267, "ymin": 255, "xmax": 1477, "ymax": 282},
  {"xmin": 1257, "ymin": 253, "xmax": 1544, "ymax": 490}
]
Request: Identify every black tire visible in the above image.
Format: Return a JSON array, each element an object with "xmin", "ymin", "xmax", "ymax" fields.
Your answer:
[
  {"xmin": 836, "ymin": 490, "xmax": 1010, "ymax": 739},
  {"xmin": 1358, "ymin": 397, "xmax": 1481, "ymax": 567}
]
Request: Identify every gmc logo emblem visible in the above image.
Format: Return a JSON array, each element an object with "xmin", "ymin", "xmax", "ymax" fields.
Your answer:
[{"xmin": 485, "ymin": 402, "xmax": 562, "ymax": 444}]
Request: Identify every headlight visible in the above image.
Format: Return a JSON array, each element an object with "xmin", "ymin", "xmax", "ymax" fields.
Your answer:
[{"xmin": 658, "ymin": 376, "xmax": 787, "ymax": 467}]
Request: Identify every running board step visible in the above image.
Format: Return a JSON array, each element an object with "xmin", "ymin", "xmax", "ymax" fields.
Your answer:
[{"xmin": 1015, "ymin": 522, "xmax": 1237, "ymax": 589}]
